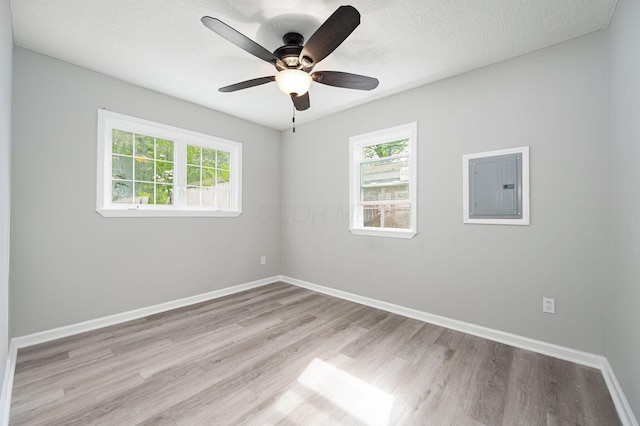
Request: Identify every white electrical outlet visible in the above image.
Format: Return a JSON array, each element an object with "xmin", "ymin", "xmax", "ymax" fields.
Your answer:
[
  {"xmin": 543, "ymin": 297, "xmax": 556, "ymax": 314},
  {"xmin": 260, "ymin": 256, "xmax": 267, "ymax": 265}
]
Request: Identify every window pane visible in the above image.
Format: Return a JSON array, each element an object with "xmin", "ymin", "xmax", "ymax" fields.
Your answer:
[
  {"xmin": 135, "ymin": 134, "xmax": 155, "ymax": 159},
  {"xmin": 156, "ymin": 138, "xmax": 173, "ymax": 161},
  {"xmin": 202, "ymin": 187, "xmax": 216, "ymax": 206},
  {"xmin": 216, "ymin": 187, "xmax": 230, "ymax": 208},
  {"xmin": 135, "ymin": 183, "xmax": 154, "ymax": 204},
  {"xmin": 112, "ymin": 155, "xmax": 133, "ymax": 181},
  {"xmin": 217, "ymin": 151, "xmax": 230, "ymax": 170},
  {"xmin": 187, "ymin": 145, "xmax": 201, "ymax": 165},
  {"xmin": 186, "ymin": 186, "xmax": 200, "ymax": 205},
  {"xmin": 361, "ymin": 157, "xmax": 409, "ymax": 186},
  {"xmin": 156, "ymin": 161, "xmax": 173, "ymax": 184},
  {"xmin": 362, "ymin": 184, "xmax": 409, "ymax": 202},
  {"xmin": 217, "ymin": 169, "xmax": 229, "ymax": 184},
  {"xmin": 135, "ymin": 158, "xmax": 154, "ymax": 182},
  {"xmin": 187, "ymin": 165, "xmax": 201, "ymax": 186},
  {"xmin": 382, "ymin": 204, "xmax": 411, "ymax": 229},
  {"xmin": 363, "ymin": 205, "xmax": 381, "ymax": 227},
  {"xmin": 112, "ymin": 130, "xmax": 133, "ymax": 155},
  {"xmin": 362, "ymin": 204, "xmax": 411, "ymax": 229},
  {"xmin": 202, "ymin": 148, "xmax": 216, "ymax": 168},
  {"xmin": 156, "ymin": 184, "xmax": 173, "ymax": 205},
  {"xmin": 202, "ymin": 168, "xmax": 216, "ymax": 187},
  {"xmin": 112, "ymin": 181, "xmax": 132, "ymax": 203},
  {"xmin": 362, "ymin": 139, "xmax": 409, "ymax": 159}
]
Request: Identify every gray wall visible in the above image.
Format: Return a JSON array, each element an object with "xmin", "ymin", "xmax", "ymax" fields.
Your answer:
[
  {"xmin": 0, "ymin": 0, "xmax": 12, "ymax": 381},
  {"xmin": 10, "ymin": 48, "xmax": 281, "ymax": 336},
  {"xmin": 607, "ymin": 0, "xmax": 640, "ymax": 418},
  {"xmin": 281, "ymin": 32, "xmax": 608, "ymax": 355}
]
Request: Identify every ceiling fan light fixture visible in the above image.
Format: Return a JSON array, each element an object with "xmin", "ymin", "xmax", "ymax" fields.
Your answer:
[
  {"xmin": 203, "ymin": 6, "xmax": 376, "ymax": 113},
  {"xmin": 275, "ymin": 69, "xmax": 312, "ymax": 96}
]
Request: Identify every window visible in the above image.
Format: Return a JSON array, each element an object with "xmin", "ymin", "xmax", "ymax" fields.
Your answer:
[
  {"xmin": 349, "ymin": 122, "xmax": 417, "ymax": 238},
  {"xmin": 97, "ymin": 110, "xmax": 242, "ymax": 217}
]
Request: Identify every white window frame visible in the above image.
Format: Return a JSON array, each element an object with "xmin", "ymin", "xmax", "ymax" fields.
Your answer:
[
  {"xmin": 97, "ymin": 109, "xmax": 242, "ymax": 217},
  {"xmin": 349, "ymin": 122, "xmax": 418, "ymax": 238}
]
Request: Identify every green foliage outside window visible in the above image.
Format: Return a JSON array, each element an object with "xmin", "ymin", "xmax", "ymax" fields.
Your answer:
[
  {"xmin": 111, "ymin": 129, "xmax": 174, "ymax": 205},
  {"xmin": 363, "ymin": 139, "xmax": 409, "ymax": 160}
]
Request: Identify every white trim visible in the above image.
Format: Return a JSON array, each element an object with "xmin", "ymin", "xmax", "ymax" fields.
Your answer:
[
  {"xmin": 96, "ymin": 209, "xmax": 242, "ymax": 218},
  {"xmin": 11, "ymin": 276, "xmax": 278, "ymax": 349},
  {"xmin": 349, "ymin": 122, "xmax": 418, "ymax": 237},
  {"xmin": 281, "ymin": 275, "xmax": 602, "ymax": 366},
  {"xmin": 349, "ymin": 228, "xmax": 416, "ymax": 239},
  {"xmin": 462, "ymin": 146, "xmax": 530, "ymax": 225},
  {"xmin": 601, "ymin": 358, "xmax": 640, "ymax": 426},
  {"xmin": 0, "ymin": 276, "xmax": 278, "ymax": 424},
  {"xmin": 1, "ymin": 274, "xmax": 636, "ymax": 426},
  {"xmin": 280, "ymin": 275, "xmax": 638, "ymax": 426},
  {"xmin": 0, "ymin": 340, "xmax": 17, "ymax": 426},
  {"xmin": 97, "ymin": 109, "xmax": 243, "ymax": 218}
]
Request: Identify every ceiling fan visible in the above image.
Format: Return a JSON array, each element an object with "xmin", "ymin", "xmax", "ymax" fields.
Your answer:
[{"xmin": 201, "ymin": 5, "xmax": 379, "ymax": 112}]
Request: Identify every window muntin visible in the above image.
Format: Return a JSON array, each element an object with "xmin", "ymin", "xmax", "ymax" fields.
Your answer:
[
  {"xmin": 349, "ymin": 123, "xmax": 417, "ymax": 238},
  {"xmin": 185, "ymin": 145, "xmax": 230, "ymax": 208},
  {"xmin": 97, "ymin": 110, "xmax": 242, "ymax": 217}
]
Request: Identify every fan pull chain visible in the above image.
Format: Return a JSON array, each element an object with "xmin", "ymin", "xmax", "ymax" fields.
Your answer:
[{"xmin": 292, "ymin": 105, "xmax": 296, "ymax": 133}]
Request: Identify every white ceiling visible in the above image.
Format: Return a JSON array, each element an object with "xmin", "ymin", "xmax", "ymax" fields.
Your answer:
[{"xmin": 10, "ymin": 0, "xmax": 617, "ymax": 131}]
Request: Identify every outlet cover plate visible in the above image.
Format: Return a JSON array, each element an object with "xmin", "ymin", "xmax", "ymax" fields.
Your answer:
[{"xmin": 543, "ymin": 297, "xmax": 556, "ymax": 314}]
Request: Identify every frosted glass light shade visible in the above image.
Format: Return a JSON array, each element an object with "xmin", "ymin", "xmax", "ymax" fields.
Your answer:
[{"xmin": 275, "ymin": 69, "xmax": 312, "ymax": 95}]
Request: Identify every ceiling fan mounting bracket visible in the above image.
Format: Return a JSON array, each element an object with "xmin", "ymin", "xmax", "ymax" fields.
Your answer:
[{"xmin": 282, "ymin": 32, "xmax": 304, "ymax": 46}]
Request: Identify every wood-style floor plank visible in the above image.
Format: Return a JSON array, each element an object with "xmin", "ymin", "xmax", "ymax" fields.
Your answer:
[
  {"xmin": 9, "ymin": 282, "xmax": 621, "ymax": 425},
  {"xmin": 501, "ymin": 349, "xmax": 547, "ymax": 425}
]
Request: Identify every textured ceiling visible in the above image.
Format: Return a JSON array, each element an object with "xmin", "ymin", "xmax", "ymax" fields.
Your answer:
[{"xmin": 10, "ymin": 0, "xmax": 617, "ymax": 130}]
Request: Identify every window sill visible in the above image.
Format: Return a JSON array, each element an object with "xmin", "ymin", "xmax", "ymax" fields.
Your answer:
[
  {"xmin": 349, "ymin": 228, "xmax": 416, "ymax": 239},
  {"xmin": 96, "ymin": 208, "xmax": 242, "ymax": 218}
]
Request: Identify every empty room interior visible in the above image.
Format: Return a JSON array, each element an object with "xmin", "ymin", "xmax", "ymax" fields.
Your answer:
[{"xmin": 1, "ymin": 0, "xmax": 639, "ymax": 425}]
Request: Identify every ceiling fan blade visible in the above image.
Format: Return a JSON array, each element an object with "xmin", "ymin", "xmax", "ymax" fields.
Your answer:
[
  {"xmin": 299, "ymin": 6, "xmax": 360, "ymax": 69},
  {"xmin": 292, "ymin": 92, "xmax": 310, "ymax": 111},
  {"xmin": 219, "ymin": 76, "xmax": 276, "ymax": 93},
  {"xmin": 311, "ymin": 71, "xmax": 379, "ymax": 90},
  {"xmin": 201, "ymin": 16, "xmax": 282, "ymax": 67}
]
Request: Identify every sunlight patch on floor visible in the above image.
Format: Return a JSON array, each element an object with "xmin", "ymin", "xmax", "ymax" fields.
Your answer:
[{"xmin": 295, "ymin": 357, "xmax": 394, "ymax": 425}]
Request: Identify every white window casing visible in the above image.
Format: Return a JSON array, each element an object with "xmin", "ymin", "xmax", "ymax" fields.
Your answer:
[
  {"xmin": 97, "ymin": 109, "xmax": 242, "ymax": 217},
  {"xmin": 349, "ymin": 122, "xmax": 418, "ymax": 238}
]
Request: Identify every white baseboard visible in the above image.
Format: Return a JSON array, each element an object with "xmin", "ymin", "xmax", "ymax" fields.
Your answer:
[
  {"xmin": 0, "ymin": 275, "xmax": 280, "ymax": 426},
  {"xmin": 280, "ymin": 275, "xmax": 638, "ymax": 426},
  {"xmin": 601, "ymin": 358, "xmax": 640, "ymax": 426},
  {"xmin": 12, "ymin": 276, "xmax": 279, "ymax": 349},
  {"xmin": 0, "ymin": 340, "xmax": 17, "ymax": 426},
  {"xmin": 1, "ymin": 275, "xmax": 636, "ymax": 426},
  {"xmin": 280, "ymin": 275, "xmax": 605, "ymax": 367}
]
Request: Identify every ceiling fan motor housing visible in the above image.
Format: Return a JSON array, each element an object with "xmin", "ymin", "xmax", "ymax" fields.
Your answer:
[{"xmin": 274, "ymin": 33, "xmax": 305, "ymax": 69}]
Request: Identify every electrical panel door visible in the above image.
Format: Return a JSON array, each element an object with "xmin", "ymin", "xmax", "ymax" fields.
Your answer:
[{"xmin": 469, "ymin": 153, "xmax": 522, "ymax": 219}]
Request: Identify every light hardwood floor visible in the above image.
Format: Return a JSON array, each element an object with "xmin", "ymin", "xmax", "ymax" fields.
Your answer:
[{"xmin": 9, "ymin": 282, "xmax": 620, "ymax": 425}]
